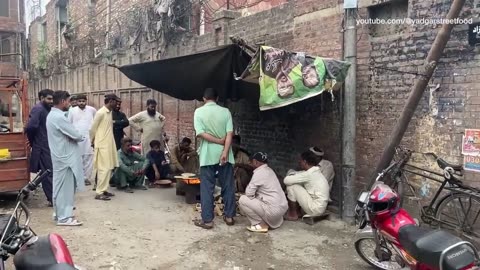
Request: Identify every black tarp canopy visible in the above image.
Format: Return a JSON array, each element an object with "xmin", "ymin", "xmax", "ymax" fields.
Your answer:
[{"xmin": 118, "ymin": 44, "xmax": 260, "ymax": 102}]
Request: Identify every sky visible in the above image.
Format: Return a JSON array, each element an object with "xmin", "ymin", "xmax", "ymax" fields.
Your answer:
[{"xmin": 24, "ymin": 0, "xmax": 49, "ymax": 34}]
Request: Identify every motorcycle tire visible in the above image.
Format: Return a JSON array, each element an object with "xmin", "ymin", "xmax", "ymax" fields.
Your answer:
[{"xmin": 354, "ymin": 238, "xmax": 401, "ymax": 270}]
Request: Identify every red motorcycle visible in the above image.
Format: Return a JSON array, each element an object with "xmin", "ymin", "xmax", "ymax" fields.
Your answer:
[
  {"xmin": 1, "ymin": 170, "xmax": 79, "ymax": 270},
  {"xmin": 354, "ymin": 159, "xmax": 480, "ymax": 270}
]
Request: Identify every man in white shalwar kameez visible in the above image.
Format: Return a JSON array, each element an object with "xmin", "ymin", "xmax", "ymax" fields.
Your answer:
[
  {"xmin": 46, "ymin": 91, "xmax": 85, "ymax": 226},
  {"xmin": 284, "ymin": 150, "xmax": 330, "ymax": 221},
  {"xmin": 128, "ymin": 99, "xmax": 166, "ymax": 155},
  {"xmin": 68, "ymin": 94, "xmax": 96, "ymax": 186}
]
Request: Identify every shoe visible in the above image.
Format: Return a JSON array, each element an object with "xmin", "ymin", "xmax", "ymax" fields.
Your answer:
[
  {"xmin": 103, "ymin": 191, "xmax": 115, "ymax": 197},
  {"xmin": 223, "ymin": 216, "xmax": 235, "ymax": 226},
  {"xmin": 95, "ymin": 194, "xmax": 111, "ymax": 201},
  {"xmin": 85, "ymin": 180, "xmax": 92, "ymax": 186},
  {"xmin": 57, "ymin": 217, "xmax": 83, "ymax": 226}
]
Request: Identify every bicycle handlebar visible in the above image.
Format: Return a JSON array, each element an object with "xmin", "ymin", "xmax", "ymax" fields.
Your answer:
[{"xmin": 20, "ymin": 170, "xmax": 50, "ymax": 197}]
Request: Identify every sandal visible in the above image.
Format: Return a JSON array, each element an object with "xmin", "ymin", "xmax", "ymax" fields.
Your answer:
[
  {"xmin": 223, "ymin": 216, "xmax": 235, "ymax": 226},
  {"xmin": 193, "ymin": 219, "xmax": 213, "ymax": 230},
  {"xmin": 57, "ymin": 217, "xmax": 83, "ymax": 226},
  {"xmin": 247, "ymin": 224, "xmax": 268, "ymax": 233},
  {"xmin": 95, "ymin": 194, "xmax": 111, "ymax": 201}
]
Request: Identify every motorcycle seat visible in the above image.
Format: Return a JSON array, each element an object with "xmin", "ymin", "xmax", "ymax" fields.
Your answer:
[{"xmin": 399, "ymin": 225, "xmax": 475, "ymax": 270}]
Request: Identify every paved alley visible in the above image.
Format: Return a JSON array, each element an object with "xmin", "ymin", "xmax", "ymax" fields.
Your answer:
[{"xmin": 2, "ymin": 186, "xmax": 371, "ymax": 270}]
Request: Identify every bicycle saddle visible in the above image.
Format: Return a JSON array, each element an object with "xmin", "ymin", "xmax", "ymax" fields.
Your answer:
[{"xmin": 436, "ymin": 158, "xmax": 463, "ymax": 172}]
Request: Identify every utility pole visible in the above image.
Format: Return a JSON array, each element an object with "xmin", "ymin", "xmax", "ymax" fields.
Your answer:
[
  {"xmin": 342, "ymin": 2, "xmax": 357, "ymax": 222},
  {"xmin": 367, "ymin": 0, "xmax": 467, "ymax": 188}
]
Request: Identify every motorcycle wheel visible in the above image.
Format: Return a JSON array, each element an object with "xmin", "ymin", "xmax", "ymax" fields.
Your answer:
[{"xmin": 354, "ymin": 238, "xmax": 402, "ymax": 270}]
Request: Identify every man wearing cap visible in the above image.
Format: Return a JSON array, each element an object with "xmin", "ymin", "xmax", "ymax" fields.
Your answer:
[
  {"xmin": 128, "ymin": 99, "xmax": 166, "ymax": 155},
  {"xmin": 284, "ymin": 151, "xmax": 330, "ymax": 220},
  {"xmin": 239, "ymin": 152, "xmax": 288, "ymax": 233},
  {"xmin": 90, "ymin": 93, "xmax": 120, "ymax": 201},
  {"xmin": 310, "ymin": 146, "xmax": 335, "ymax": 191}
]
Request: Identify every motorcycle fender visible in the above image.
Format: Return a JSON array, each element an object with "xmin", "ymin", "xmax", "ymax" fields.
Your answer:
[{"xmin": 354, "ymin": 225, "xmax": 374, "ymax": 242}]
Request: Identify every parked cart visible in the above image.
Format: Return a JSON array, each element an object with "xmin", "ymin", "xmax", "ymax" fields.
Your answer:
[{"xmin": 0, "ymin": 74, "xmax": 30, "ymax": 193}]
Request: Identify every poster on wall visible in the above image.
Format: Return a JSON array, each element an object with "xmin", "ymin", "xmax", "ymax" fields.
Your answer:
[
  {"xmin": 462, "ymin": 129, "xmax": 480, "ymax": 155},
  {"xmin": 464, "ymin": 155, "xmax": 480, "ymax": 173}
]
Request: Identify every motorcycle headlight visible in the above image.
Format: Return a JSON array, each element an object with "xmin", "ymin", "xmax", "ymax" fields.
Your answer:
[{"xmin": 356, "ymin": 191, "xmax": 369, "ymax": 207}]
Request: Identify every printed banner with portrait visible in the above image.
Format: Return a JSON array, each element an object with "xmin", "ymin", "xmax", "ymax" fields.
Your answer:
[
  {"xmin": 237, "ymin": 46, "xmax": 351, "ymax": 111},
  {"xmin": 462, "ymin": 129, "xmax": 480, "ymax": 155}
]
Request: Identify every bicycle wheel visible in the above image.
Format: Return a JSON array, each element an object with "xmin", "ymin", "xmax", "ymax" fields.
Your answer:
[{"xmin": 435, "ymin": 192, "xmax": 480, "ymax": 247}]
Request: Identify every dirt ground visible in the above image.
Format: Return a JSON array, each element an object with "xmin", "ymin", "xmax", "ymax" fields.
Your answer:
[{"xmin": 1, "ymin": 184, "xmax": 372, "ymax": 270}]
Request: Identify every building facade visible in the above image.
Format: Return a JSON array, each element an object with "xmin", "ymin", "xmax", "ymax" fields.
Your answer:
[{"xmin": 0, "ymin": 0, "xmax": 26, "ymax": 77}]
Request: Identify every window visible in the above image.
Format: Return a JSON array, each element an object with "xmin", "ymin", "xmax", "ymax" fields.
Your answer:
[
  {"xmin": 56, "ymin": 2, "xmax": 68, "ymax": 49},
  {"xmin": 0, "ymin": 0, "xmax": 8, "ymax": 17},
  {"xmin": 368, "ymin": 0, "xmax": 409, "ymax": 37},
  {"xmin": 38, "ymin": 22, "xmax": 47, "ymax": 42},
  {"xmin": 0, "ymin": 38, "xmax": 11, "ymax": 62}
]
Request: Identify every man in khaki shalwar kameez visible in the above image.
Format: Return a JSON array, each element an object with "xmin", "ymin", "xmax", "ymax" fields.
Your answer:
[
  {"xmin": 128, "ymin": 99, "xmax": 166, "ymax": 155},
  {"xmin": 90, "ymin": 94, "xmax": 120, "ymax": 201},
  {"xmin": 169, "ymin": 137, "xmax": 199, "ymax": 174}
]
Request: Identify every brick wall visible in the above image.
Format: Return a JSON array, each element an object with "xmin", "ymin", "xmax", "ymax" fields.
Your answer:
[
  {"xmin": 355, "ymin": 0, "xmax": 480, "ymax": 202},
  {"xmin": 44, "ymin": 1, "xmax": 57, "ymax": 52},
  {"xmin": 0, "ymin": 0, "xmax": 25, "ymax": 32}
]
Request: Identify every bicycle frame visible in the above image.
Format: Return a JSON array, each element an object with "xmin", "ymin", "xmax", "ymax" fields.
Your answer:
[
  {"xmin": 388, "ymin": 149, "xmax": 480, "ymax": 245},
  {"xmin": 400, "ymin": 163, "xmax": 480, "ymax": 226}
]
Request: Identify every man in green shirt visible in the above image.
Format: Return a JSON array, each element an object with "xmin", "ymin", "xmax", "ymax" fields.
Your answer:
[
  {"xmin": 193, "ymin": 88, "xmax": 235, "ymax": 229},
  {"xmin": 113, "ymin": 137, "xmax": 149, "ymax": 193}
]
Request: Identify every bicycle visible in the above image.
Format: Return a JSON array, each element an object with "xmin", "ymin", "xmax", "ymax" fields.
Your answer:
[{"xmin": 377, "ymin": 147, "xmax": 480, "ymax": 247}]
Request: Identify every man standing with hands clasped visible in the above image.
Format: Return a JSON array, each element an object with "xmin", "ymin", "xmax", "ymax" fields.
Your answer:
[
  {"xmin": 193, "ymin": 88, "xmax": 236, "ymax": 229},
  {"xmin": 128, "ymin": 99, "xmax": 166, "ymax": 155}
]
